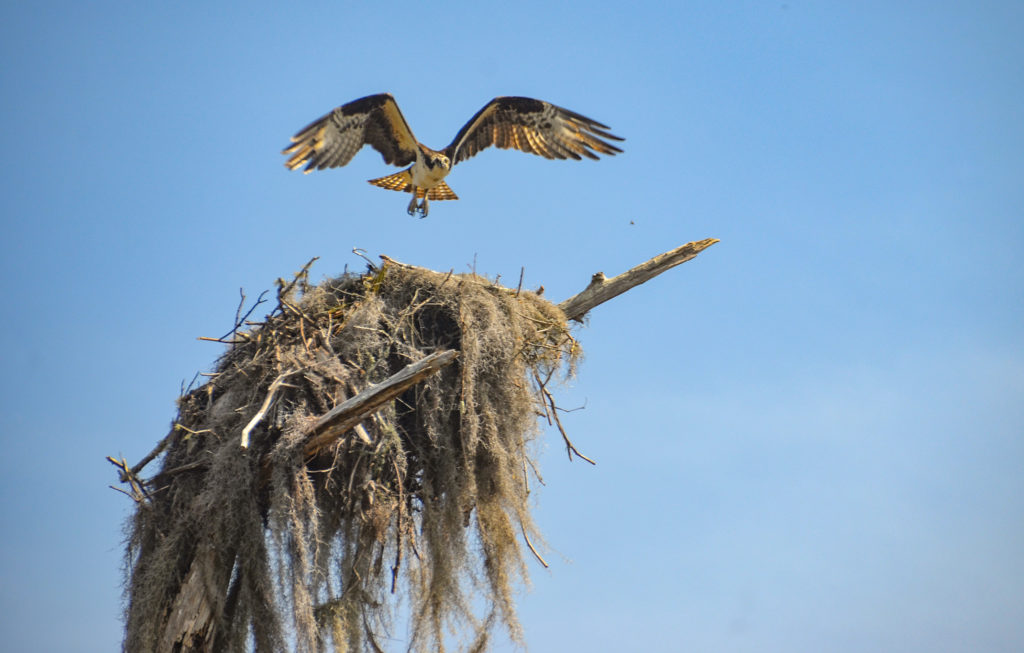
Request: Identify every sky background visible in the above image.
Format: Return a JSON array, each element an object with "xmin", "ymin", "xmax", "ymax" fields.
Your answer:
[{"xmin": 1, "ymin": 1, "xmax": 1022, "ymax": 651}]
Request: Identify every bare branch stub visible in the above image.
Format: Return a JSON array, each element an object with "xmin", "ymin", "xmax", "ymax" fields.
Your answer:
[{"xmin": 558, "ymin": 237, "xmax": 719, "ymax": 321}]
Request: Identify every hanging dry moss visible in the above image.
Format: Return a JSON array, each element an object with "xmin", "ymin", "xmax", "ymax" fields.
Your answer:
[{"xmin": 122, "ymin": 260, "xmax": 581, "ymax": 653}]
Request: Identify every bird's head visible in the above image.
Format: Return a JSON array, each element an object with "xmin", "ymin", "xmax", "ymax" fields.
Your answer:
[{"xmin": 427, "ymin": 153, "xmax": 451, "ymax": 170}]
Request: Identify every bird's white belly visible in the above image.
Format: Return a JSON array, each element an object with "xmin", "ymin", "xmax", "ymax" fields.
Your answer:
[{"xmin": 410, "ymin": 162, "xmax": 449, "ymax": 189}]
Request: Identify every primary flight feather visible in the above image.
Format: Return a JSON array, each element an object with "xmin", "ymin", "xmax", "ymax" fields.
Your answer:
[{"xmin": 282, "ymin": 93, "xmax": 623, "ymax": 217}]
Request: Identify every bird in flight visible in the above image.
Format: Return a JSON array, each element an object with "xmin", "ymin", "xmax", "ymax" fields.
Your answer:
[{"xmin": 282, "ymin": 93, "xmax": 623, "ymax": 217}]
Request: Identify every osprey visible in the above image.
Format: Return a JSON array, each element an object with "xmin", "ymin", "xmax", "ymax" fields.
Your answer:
[{"xmin": 283, "ymin": 93, "xmax": 623, "ymax": 217}]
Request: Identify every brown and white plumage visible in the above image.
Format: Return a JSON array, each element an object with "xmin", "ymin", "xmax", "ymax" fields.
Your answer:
[
  {"xmin": 283, "ymin": 93, "xmax": 623, "ymax": 217},
  {"xmin": 445, "ymin": 96, "xmax": 623, "ymax": 164}
]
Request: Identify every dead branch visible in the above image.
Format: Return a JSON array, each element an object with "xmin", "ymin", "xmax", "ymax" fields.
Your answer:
[
  {"xmin": 302, "ymin": 349, "xmax": 459, "ymax": 457},
  {"xmin": 379, "ymin": 254, "xmax": 457, "ymax": 281},
  {"xmin": 157, "ymin": 547, "xmax": 225, "ymax": 653},
  {"xmin": 240, "ymin": 370, "xmax": 298, "ymax": 448},
  {"xmin": 154, "ymin": 460, "xmax": 208, "ymax": 479},
  {"xmin": 522, "ymin": 525, "xmax": 549, "ymax": 568},
  {"xmin": 275, "ymin": 256, "xmax": 320, "ymax": 313},
  {"xmin": 220, "ymin": 288, "xmax": 269, "ymax": 343},
  {"xmin": 197, "ymin": 335, "xmax": 251, "ymax": 345},
  {"xmin": 109, "ymin": 484, "xmax": 139, "ymax": 501},
  {"xmin": 532, "ymin": 371, "xmax": 595, "ymax": 465},
  {"xmin": 106, "ymin": 456, "xmax": 152, "ymax": 503},
  {"xmin": 558, "ymin": 238, "xmax": 719, "ymax": 321},
  {"xmin": 130, "ymin": 430, "xmax": 174, "ymax": 476}
]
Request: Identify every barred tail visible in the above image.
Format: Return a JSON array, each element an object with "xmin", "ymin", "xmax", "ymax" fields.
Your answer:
[
  {"xmin": 368, "ymin": 169, "xmax": 413, "ymax": 193},
  {"xmin": 367, "ymin": 171, "xmax": 459, "ymax": 200},
  {"xmin": 424, "ymin": 181, "xmax": 458, "ymax": 201}
]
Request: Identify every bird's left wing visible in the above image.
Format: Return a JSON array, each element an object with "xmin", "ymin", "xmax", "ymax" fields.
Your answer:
[
  {"xmin": 444, "ymin": 97, "xmax": 623, "ymax": 165},
  {"xmin": 283, "ymin": 93, "xmax": 420, "ymax": 173}
]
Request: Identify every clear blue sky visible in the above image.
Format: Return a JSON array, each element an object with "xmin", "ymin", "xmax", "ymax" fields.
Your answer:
[{"xmin": 2, "ymin": 2, "xmax": 1022, "ymax": 651}]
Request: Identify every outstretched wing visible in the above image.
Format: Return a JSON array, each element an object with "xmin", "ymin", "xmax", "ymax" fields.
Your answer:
[
  {"xmin": 444, "ymin": 97, "xmax": 623, "ymax": 165},
  {"xmin": 283, "ymin": 93, "xmax": 420, "ymax": 173}
]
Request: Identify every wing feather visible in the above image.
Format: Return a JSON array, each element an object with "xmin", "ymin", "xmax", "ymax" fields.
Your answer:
[
  {"xmin": 445, "ymin": 97, "xmax": 623, "ymax": 165},
  {"xmin": 283, "ymin": 94, "xmax": 420, "ymax": 172}
]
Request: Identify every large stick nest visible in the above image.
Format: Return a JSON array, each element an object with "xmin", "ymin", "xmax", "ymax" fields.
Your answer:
[{"xmin": 123, "ymin": 260, "xmax": 581, "ymax": 653}]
